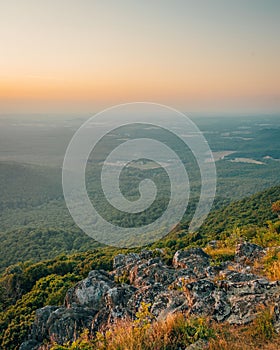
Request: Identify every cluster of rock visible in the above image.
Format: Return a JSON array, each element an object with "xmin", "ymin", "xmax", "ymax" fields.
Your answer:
[{"xmin": 20, "ymin": 242, "xmax": 280, "ymax": 349}]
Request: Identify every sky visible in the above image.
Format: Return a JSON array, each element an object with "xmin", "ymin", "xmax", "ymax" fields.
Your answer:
[{"xmin": 0, "ymin": 0, "xmax": 279, "ymax": 114}]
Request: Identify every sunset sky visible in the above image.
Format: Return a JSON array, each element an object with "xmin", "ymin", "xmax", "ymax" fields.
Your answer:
[{"xmin": 0, "ymin": 0, "xmax": 279, "ymax": 114}]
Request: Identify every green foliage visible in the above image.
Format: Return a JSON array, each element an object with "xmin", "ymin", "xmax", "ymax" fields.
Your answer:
[
  {"xmin": 0, "ymin": 273, "xmax": 79, "ymax": 350},
  {"xmin": 0, "ymin": 227, "xmax": 101, "ymax": 272},
  {"xmin": 171, "ymin": 316, "xmax": 215, "ymax": 345},
  {"xmin": 134, "ymin": 302, "xmax": 155, "ymax": 330},
  {"xmin": 199, "ymin": 186, "xmax": 280, "ymax": 239},
  {"xmin": 251, "ymin": 306, "xmax": 276, "ymax": 341},
  {"xmin": 251, "ymin": 221, "xmax": 280, "ymax": 247},
  {"xmin": 0, "ymin": 248, "xmax": 120, "ymax": 350},
  {"xmin": 50, "ymin": 329, "xmax": 94, "ymax": 349},
  {"xmin": 114, "ymin": 270, "xmax": 130, "ymax": 284}
]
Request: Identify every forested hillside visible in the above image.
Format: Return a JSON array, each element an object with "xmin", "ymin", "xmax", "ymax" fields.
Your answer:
[
  {"xmin": 0, "ymin": 187, "xmax": 279, "ymax": 349},
  {"xmin": 0, "ymin": 186, "xmax": 279, "ymax": 271},
  {"xmin": 199, "ymin": 185, "xmax": 280, "ymax": 237}
]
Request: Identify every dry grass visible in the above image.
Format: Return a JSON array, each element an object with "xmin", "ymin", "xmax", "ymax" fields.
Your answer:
[
  {"xmin": 209, "ymin": 306, "xmax": 279, "ymax": 350},
  {"xmin": 266, "ymin": 259, "xmax": 280, "ymax": 280},
  {"xmin": 93, "ymin": 313, "xmax": 214, "ymax": 350},
  {"xmin": 50, "ymin": 305, "xmax": 280, "ymax": 350},
  {"xmin": 204, "ymin": 246, "xmax": 235, "ymax": 264},
  {"xmin": 209, "ymin": 327, "xmax": 280, "ymax": 350},
  {"xmin": 252, "ymin": 248, "xmax": 280, "ymax": 281},
  {"xmin": 209, "ymin": 324, "xmax": 280, "ymax": 350},
  {"xmin": 50, "ymin": 311, "xmax": 214, "ymax": 350},
  {"xmin": 263, "ymin": 249, "xmax": 280, "ymax": 281}
]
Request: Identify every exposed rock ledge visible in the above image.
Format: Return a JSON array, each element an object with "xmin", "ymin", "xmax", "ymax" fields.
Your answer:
[{"xmin": 20, "ymin": 243, "xmax": 280, "ymax": 349}]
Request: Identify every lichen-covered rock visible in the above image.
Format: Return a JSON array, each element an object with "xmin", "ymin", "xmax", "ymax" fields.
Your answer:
[
  {"xmin": 173, "ymin": 248, "xmax": 210, "ymax": 277},
  {"xmin": 113, "ymin": 252, "xmax": 141, "ymax": 270},
  {"xmin": 273, "ymin": 304, "xmax": 280, "ymax": 333},
  {"xmin": 235, "ymin": 242, "xmax": 265, "ymax": 264},
  {"xmin": 21, "ymin": 246, "xmax": 280, "ymax": 349},
  {"xmin": 151, "ymin": 290, "xmax": 188, "ymax": 319},
  {"xmin": 184, "ymin": 279, "xmax": 218, "ymax": 316},
  {"xmin": 129, "ymin": 258, "xmax": 175, "ymax": 288},
  {"xmin": 227, "ymin": 279, "xmax": 280, "ymax": 324},
  {"xmin": 218, "ymin": 270, "xmax": 260, "ymax": 282},
  {"xmin": 65, "ymin": 270, "xmax": 115, "ymax": 309},
  {"xmin": 44, "ymin": 307, "xmax": 95, "ymax": 344},
  {"xmin": 104, "ymin": 284, "xmax": 136, "ymax": 322}
]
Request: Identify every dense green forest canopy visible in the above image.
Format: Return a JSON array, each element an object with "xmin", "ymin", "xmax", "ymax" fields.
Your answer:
[{"xmin": 0, "ymin": 185, "xmax": 279, "ymax": 271}]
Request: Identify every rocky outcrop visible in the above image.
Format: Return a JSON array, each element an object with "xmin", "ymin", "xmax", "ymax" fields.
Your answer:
[
  {"xmin": 235, "ymin": 242, "xmax": 266, "ymax": 264},
  {"xmin": 173, "ymin": 248, "xmax": 210, "ymax": 278},
  {"xmin": 20, "ymin": 242, "xmax": 280, "ymax": 349}
]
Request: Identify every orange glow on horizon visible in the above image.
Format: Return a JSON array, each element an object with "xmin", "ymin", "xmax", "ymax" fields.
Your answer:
[{"xmin": 0, "ymin": 1, "xmax": 279, "ymax": 113}]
